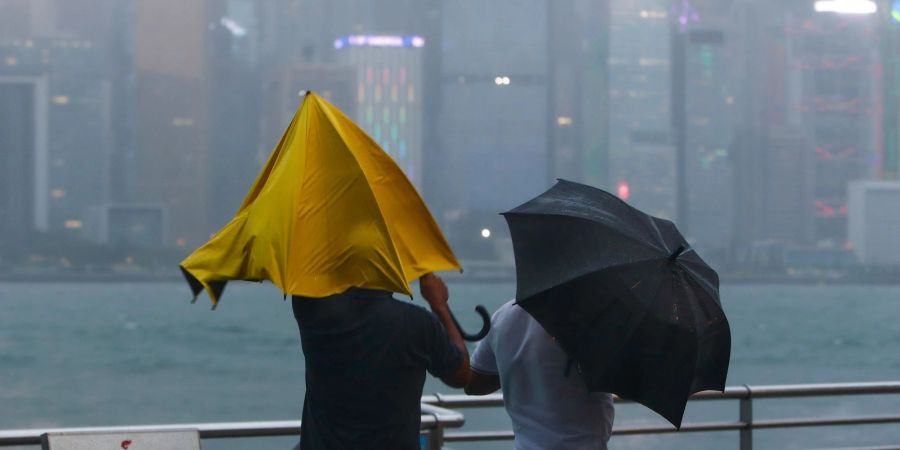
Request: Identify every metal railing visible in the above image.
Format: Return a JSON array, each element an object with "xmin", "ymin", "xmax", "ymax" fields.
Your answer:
[
  {"xmin": 3, "ymin": 382, "xmax": 900, "ymax": 449},
  {"xmin": 0, "ymin": 404, "xmax": 463, "ymax": 450},
  {"xmin": 422, "ymin": 381, "xmax": 900, "ymax": 449}
]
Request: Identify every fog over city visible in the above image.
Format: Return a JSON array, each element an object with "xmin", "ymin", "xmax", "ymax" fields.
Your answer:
[
  {"xmin": 0, "ymin": 0, "xmax": 899, "ymax": 279},
  {"xmin": 7, "ymin": 2, "xmax": 900, "ymax": 450}
]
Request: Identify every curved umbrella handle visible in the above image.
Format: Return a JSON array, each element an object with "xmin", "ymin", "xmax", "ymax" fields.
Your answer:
[{"xmin": 450, "ymin": 305, "xmax": 491, "ymax": 342}]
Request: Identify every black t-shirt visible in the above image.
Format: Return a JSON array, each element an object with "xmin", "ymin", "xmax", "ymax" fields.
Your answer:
[{"xmin": 292, "ymin": 288, "xmax": 463, "ymax": 450}]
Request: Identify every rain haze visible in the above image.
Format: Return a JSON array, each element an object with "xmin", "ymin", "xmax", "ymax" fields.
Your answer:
[{"xmin": 2, "ymin": 0, "xmax": 900, "ymax": 449}]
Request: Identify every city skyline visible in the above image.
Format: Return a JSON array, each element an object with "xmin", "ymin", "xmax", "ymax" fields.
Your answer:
[{"xmin": 1, "ymin": 0, "xmax": 899, "ymax": 271}]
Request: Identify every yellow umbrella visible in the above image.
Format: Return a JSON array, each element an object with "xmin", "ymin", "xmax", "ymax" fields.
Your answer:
[{"xmin": 180, "ymin": 92, "xmax": 462, "ymax": 308}]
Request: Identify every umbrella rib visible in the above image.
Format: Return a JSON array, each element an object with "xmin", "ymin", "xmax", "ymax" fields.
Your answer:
[{"xmin": 313, "ymin": 96, "xmax": 408, "ymax": 288}]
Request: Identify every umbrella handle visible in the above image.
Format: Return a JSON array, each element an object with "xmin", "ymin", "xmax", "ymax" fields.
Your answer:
[{"xmin": 450, "ymin": 305, "xmax": 492, "ymax": 342}]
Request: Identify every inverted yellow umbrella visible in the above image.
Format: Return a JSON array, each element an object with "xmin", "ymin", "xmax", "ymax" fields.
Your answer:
[{"xmin": 181, "ymin": 92, "xmax": 466, "ymax": 306}]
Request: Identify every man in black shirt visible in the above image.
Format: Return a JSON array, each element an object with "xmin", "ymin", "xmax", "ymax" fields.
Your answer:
[{"xmin": 292, "ymin": 273, "xmax": 470, "ymax": 449}]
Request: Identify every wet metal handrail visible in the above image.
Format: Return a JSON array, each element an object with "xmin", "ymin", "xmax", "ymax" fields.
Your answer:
[
  {"xmin": 0, "ymin": 404, "xmax": 464, "ymax": 449},
  {"xmin": 422, "ymin": 381, "xmax": 900, "ymax": 450},
  {"xmin": 4, "ymin": 382, "xmax": 900, "ymax": 449}
]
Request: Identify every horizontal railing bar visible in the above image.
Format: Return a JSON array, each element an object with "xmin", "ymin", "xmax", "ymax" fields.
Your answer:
[
  {"xmin": 753, "ymin": 414, "xmax": 900, "ymax": 429},
  {"xmin": 0, "ymin": 405, "xmax": 465, "ymax": 447},
  {"xmin": 443, "ymin": 414, "xmax": 900, "ymax": 443},
  {"xmin": 444, "ymin": 430, "xmax": 515, "ymax": 442},
  {"xmin": 424, "ymin": 381, "xmax": 900, "ymax": 408},
  {"xmin": 445, "ymin": 422, "xmax": 748, "ymax": 441},
  {"xmin": 5, "ymin": 382, "xmax": 900, "ymax": 447},
  {"xmin": 746, "ymin": 382, "xmax": 900, "ymax": 398},
  {"xmin": 807, "ymin": 446, "xmax": 900, "ymax": 450},
  {"xmin": 0, "ymin": 422, "xmax": 304, "ymax": 446}
]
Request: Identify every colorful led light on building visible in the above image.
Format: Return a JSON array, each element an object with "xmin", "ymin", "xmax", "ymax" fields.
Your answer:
[
  {"xmin": 333, "ymin": 35, "xmax": 426, "ymax": 49},
  {"xmin": 335, "ymin": 34, "xmax": 425, "ymax": 186}
]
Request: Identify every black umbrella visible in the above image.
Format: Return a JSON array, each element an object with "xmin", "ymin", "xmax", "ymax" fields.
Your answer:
[{"xmin": 502, "ymin": 179, "xmax": 731, "ymax": 428}]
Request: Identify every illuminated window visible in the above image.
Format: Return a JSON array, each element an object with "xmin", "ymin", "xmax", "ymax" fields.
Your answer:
[
  {"xmin": 400, "ymin": 68, "xmax": 407, "ymax": 85},
  {"xmin": 407, "ymin": 85, "xmax": 415, "ymax": 102},
  {"xmin": 557, "ymin": 116, "xmax": 573, "ymax": 126},
  {"xmin": 176, "ymin": 238, "xmax": 187, "ymax": 247},
  {"xmin": 383, "ymin": 68, "xmax": 390, "ymax": 84},
  {"xmin": 5, "ymin": 56, "xmax": 17, "ymax": 66},
  {"xmin": 51, "ymin": 189, "xmax": 65, "ymax": 199},
  {"xmin": 52, "ymin": 95, "xmax": 70, "ymax": 105},
  {"xmin": 358, "ymin": 83, "xmax": 365, "ymax": 103},
  {"xmin": 391, "ymin": 85, "xmax": 398, "ymax": 102},
  {"xmin": 375, "ymin": 85, "xmax": 382, "ymax": 102},
  {"xmin": 64, "ymin": 220, "xmax": 83, "ymax": 229}
]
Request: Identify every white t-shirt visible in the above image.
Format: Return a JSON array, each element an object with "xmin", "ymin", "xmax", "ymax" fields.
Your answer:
[{"xmin": 471, "ymin": 299, "xmax": 615, "ymax": 450}]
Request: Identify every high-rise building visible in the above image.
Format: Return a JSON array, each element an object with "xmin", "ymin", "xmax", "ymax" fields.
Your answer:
[
  {"xmin": 206, "ymin": 0, "xmax": 264, "ymax": 231},
  {"xmin": 334, "ymin": 35, "xmax": 426, "ymax": 187},
  {"xmin": 256, "ymin": 0, "xmax": 442, "ymax": 189},
  {"xmin": 434, "ymin": 1, "xmax": 551, "ymax": 257},
  {"xmin": 0, "ymin": 77, "xmax": 41, "ymax": 242},
  {"xmin": 547, "ymin": 0, "xmax": 611, "ymax": 186},
  {"xmin": 677, "ymin": 1, "xmax": 736, "ymax": 259},
  {"xmin": 133, "ymin": 0, "xmax": 220, "ymax": 247},
  {"xmin": 607, "ymin": 0, "xmax": 675, "ymax": 219},
  {"xmin": 729, "ymin": 0, "xmax": 816, "ymax": 259},
  {"xmin": 799, "ymin": 7, "xmax": 879, "ymax": 244},
  {"xmin": 0, "ymin": 0, "xmax": 120, "ymax": 243},
  {"xmin": 879, "ymin": 0, "xmax": 900, "ymax": 179}
]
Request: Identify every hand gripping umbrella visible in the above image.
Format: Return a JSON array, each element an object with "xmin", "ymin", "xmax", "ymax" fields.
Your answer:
[
  {"xmin": 179, "ymin": 92, "xmax": 489, "ymax": 341},
  {"xmin": 502, "ymin": 179, "xmax": 731, "ymax": 427}
]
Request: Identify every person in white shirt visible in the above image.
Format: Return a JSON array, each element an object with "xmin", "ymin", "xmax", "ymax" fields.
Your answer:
[{"xmin": 466, "ymin": 299, "xmax": 615, "ymax": 450}]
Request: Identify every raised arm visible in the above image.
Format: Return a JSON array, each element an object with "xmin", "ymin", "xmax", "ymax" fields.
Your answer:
[{"xmin": 420, "ymin": 273, "xmax": 471, "ymax": 388}]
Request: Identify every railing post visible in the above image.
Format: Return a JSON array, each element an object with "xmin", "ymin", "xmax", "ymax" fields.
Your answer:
[{"xmin": 740, "ymin": 385, "xmax": 753, "ymax": 450}]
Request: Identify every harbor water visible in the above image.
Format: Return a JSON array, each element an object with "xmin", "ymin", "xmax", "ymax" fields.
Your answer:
[{"xmin": 2, "ymin": 281, "xmax": 900, "ymax": 449}]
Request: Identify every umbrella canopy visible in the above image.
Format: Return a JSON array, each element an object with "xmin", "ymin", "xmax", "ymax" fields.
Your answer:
[
  {"xmin": 180, "ymin": 92, "xmax": 461, "ymax": 307},
  {"xmin": 502, "ymin": 179, "xmax": 731, "ymax": 428}
]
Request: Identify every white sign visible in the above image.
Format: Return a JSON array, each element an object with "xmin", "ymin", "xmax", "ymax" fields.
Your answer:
[{"xmin": 42, "ymin": 429, "xmax": 201, "ymax": 450}]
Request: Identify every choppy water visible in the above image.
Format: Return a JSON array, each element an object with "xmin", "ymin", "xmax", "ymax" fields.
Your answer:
[{"xmin": 2, "ymin": 281, "xmax": 900, "ymax": 449}]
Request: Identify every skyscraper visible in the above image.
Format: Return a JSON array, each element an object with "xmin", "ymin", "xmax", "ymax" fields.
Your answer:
[
  {"xmin": 607, "ymin": 0, "xmax": 675, "ymax": 219},
  {"xmin": 879, "ymin": 0, "xmax": 900, "ymax": 179},
  {"xmin": 729, "ymin": 0, "xmax": 816, "ymax": 259},
  {"xmin": 799, "ymin": 6, "xmax": 879, "ymax": 243},
  {"xmin": 0, "ymin": 0, "xmax": 119, "ymax": 242},
  {"xmin": 334, "ymin": 34, "xmax": 426, "ymax": 187},
  {"xmin": 434, "ymin": 1, "xmax": 550, "ymax": 257},
  {"xmin": 677, "ymin": 0, "xmax": 736, "ymax": 258},
  {"xmin": 133, "ymin": 0, "xmax": 219, "ymax": 247},
  {"xmin": 547, "ymin": 0, "xmax": 611, "ymax": 186}
]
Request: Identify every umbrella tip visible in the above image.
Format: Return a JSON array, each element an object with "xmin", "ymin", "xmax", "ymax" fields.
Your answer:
[
  {"xmin": 190, "ymin": 295, "xmax": 199, "ymax": 304},
  {"xmin": 669, "ymin": 245, "xmax": 686, "ymax": 261}
]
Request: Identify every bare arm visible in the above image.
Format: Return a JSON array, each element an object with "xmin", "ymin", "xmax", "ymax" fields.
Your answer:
[
  {"xmin": 465, "ymin": 371, "xmax": 500, "ymax": 395},
  {"xmin": 420, "ymin": 273, "xmax": 470, "ymax": 388}
]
